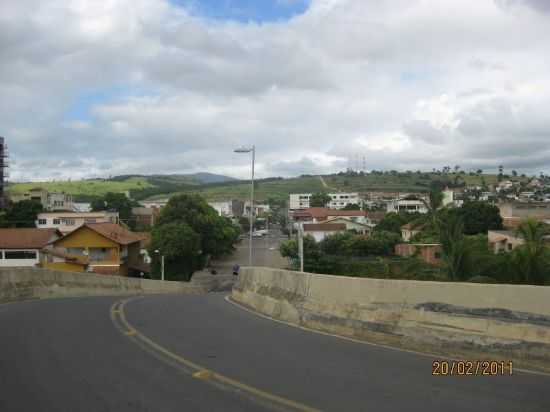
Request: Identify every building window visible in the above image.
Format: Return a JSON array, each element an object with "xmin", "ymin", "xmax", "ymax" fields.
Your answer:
[
  {"xmin": 38, "ymin": 219, "xmax": 47, "ymax": 225},
  {"xmin": 507, "ymin": 243, "xmax": 513, "ymax": 251},
  {"xmin": 53, "ymin": 219, "xmax": 61, "ymax": 225},
  {"xmin": 434, "ymin": 252, "xmax": 442, "ymax": 259},
  {"xmin": 62, "ymin": 219, "xmax": 75, "ymax": 226},
  {"xmin": 5, "ymin": 251, "xmax": 37, "ymax": 260}
]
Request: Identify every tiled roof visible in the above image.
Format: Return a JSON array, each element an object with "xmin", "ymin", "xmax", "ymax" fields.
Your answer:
[
  {"xmin": 0, "ymin": 228, "xmax": 61, "ymax": 249},
  {"xmin": 85, "ymin": 223, "xmax": 143, "ymax": 245},
  {"xmin": 305, "ymin": 207, "xmax": 367, "ymax": 219},
  {"xmin": 303, "ymin": 223, "xmax": 346, "ymax": 232}
]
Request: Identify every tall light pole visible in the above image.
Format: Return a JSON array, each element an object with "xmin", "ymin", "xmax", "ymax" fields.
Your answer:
[
  {"xmin": 234, "ymin": 145, "xmax": 255, "ymax": 266},
  {"xmin": 154, "ymin": 249, "xmax": 164, "ymax": 281}
]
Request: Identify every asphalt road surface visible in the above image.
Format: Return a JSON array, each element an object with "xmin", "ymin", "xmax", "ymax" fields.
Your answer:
[
  {"xmin": 1, "ymin": 293, "xmax": 550, "ymax": 412},
  {"xmin": 216, "ymin": 227, "xmax": 289, "ymax": 270}
]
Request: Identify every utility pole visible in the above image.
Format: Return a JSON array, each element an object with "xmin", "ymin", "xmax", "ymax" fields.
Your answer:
[
  {"xmin": 234, "ymin": 145, "xmax": 255, "ymax": 266},
  {"xmin": 298, "ymin": 224, "xmax": 304, "ymax": 272}
]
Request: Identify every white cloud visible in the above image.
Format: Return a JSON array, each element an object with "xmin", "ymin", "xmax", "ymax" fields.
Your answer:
[{"xmin": 1, "ymin": 0, "xmax": 550, "ymax": 181}]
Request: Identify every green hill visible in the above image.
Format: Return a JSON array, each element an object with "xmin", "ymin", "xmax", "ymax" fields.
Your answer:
[{"xmin": 7, "ymin": 171, "xmax": 525, "ymax": 203}]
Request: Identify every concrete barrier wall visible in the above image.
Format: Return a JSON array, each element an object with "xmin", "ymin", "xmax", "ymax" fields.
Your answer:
[
  {"xmin": 0, "ymin": 267, "xmax": 220, "ymax": 303},
  {"xmin": 232, "ymin": 267, "xmax": 550, "ymax": 371}
]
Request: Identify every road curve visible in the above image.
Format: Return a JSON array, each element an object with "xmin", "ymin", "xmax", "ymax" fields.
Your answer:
[{"xmin": 1, "ymin": 293, "xmax": 549, "ymax": 412}]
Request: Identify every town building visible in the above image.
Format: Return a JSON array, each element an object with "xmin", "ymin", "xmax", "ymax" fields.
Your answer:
[
  {"xmin": 321, "ymin": 216, "xmax": 373, "ymax": 235},
  {"xmin": 140, "ymin": 199, "xmax": 169, "ymax": 209},
  {"xmin": 498, "ymin": 202, "xmax": 550, "ymax": 228},
  {"xmin": 208, "ymin": 200, "xmax": 244, "ymax": 218},
  {"xmin": 42, "ymin": 223, "xmax": 147, "ymax": 275},
  {"xmin": 487, "ymin": 230, "xmax": 524, "ymax": 253},
  {"xmin": 244, "ymin": 202, "xmax": 270, "ymax": 217},
  {"xmin": 291, "ymin": 207, "xmax": 370, "ymax": 225},
  {"xmin": 131, "ymin": 207, "xmax": 160, "ymax": 228},
  {"xmin": 36, "ymin": 211, "xmax": 119, "ymax": 234},
  {"xmin": 289, "ymin": 192, "xmax": 362, "ymax": 210},
  {"xmin": 0, "ymin": 228, "xmax": 61, "ymax": 267},
  {"xmin": 10, "ymin": 187, "xmax": 74, "ymax": 211},
  {"xmin": 303, "ymin": 223, "xmax": 346, "ymax": 242},
  {"xmin": 386, "ymin": 197, "xmax": 428, "ymax": 214}
]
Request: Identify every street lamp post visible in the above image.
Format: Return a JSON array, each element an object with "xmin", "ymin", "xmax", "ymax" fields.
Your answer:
[
  {"xmin": 154, "ymin": 249, "xmax": 164, "ymax": 281},
  {"xmin": 234, "ymin": 145, "xmax": 255, "ymax": 266}
]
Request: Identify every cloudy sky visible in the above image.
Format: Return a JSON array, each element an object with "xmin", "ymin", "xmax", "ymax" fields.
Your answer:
[{"xmin": 2, "ymin": 0, "xmax": 550, "ymax": 181}]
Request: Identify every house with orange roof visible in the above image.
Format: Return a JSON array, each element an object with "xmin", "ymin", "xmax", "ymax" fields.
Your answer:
[
  {"xmin": 0, "ymin": 228, "xmax": 62, "ymax": 267},
  {"xmin": 43, "ymin": 223, "xmax": 149, "ymax": 276}
]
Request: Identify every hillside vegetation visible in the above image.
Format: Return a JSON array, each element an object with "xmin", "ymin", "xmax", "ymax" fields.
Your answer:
[{"xmin": 7, "ymin": 171, "xmax": 525, "ymax": 203}]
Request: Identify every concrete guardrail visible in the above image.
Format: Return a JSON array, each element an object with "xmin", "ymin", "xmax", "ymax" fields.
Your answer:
[
  {"xmin": 232, "ymin": 267, "xmax": 550, "ymax": 372},
  {"xmin": 0, "ymin": 267, "xmax": 233, "ymax": 303}
]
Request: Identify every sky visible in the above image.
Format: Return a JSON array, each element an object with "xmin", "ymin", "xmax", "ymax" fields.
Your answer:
[{"xmin": 1, "ymin": 0, "xmax": 550, "ymax": 181}]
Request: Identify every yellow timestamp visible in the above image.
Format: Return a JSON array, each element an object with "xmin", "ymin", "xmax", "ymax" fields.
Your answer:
[{"xmin": 432, "ymin": 360, "xmax": 513, "ymax": 376}]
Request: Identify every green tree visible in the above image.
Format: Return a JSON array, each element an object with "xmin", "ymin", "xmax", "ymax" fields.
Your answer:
[
  {"xmin": 458, "ymin": 201, "xmax": 503, "ymax": 235},
  {"xmin": 511, "ymin": 219, "xmax": 550, "ymax": 285},
  {"xmin": 157, "ymin": 194, "xmax": 239, "ymax": 259},
  {"xmin": 1, "ymin": 200, "xmax": 43, "ymax": 228},
  {"xmin": 150, "ymin": 222, "xmax": 201, "ymax": 281},
  {"xmin": 91, "ymin": 192, "xmax": 136, "ymax": 224},
  {"xmin": 438, "ymin": 213, "xmax": 468, "ymax": 281},
  {"xmin": 420, "ymin": 189, "xmax": 444, "ymax": 228},
  {"xmin": 342, "ymin": 203, "xmax": 361, "ymax": 210},
  {"xmin": 309, "ymin": 192, "xmax": 332, "ymax": 207}
]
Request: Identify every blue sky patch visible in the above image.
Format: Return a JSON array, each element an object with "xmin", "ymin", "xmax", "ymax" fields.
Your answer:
[{"xmin": 171, "ymin": 0, "xmax": 310, "ymax": 23}]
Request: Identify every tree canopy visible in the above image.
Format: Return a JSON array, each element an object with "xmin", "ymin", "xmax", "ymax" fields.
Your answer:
[
  {"xmin": 0, "ymin": 200, "xmax": 43, "ymax": 228},
  {"xmin": 91, "ymin": 192, "xmax": 136, "ymax": 224},
  {"xmin": 309, "ymin": 192, "xmax": 332, "ymax": 207},
  {"xmin": 150, "ymin": 194, "xmax": 239, "ymax": 280}
]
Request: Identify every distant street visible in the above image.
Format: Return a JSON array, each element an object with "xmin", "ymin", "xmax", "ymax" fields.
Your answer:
[{"xmin": 215, "ymin": 226, "xmax": 289, "ymax": 270}]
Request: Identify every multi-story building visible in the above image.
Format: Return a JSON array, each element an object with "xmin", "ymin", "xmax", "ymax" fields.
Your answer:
[
  {"xmin": 36, "ymin": 211, "xmax": 119, "ymax": 234},
  {"xmin": 10, "ymin": 187, "xmax": 74, "ymax": 211},
  {"xmin": 289, "ymin": 192, "xmax": 362, "ymax": 210}
]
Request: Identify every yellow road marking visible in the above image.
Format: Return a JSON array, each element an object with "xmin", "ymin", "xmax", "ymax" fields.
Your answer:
[
  {"xmin": 112, "ymin": 298, "xmax": 320, "ymax": 412},
  {"xmin": 193, "ymin": 369, "xmax": 213, "ymax": 380},
  {"xmin": 125, "ymin": 329, "xmax": 137, "ymax": 336}
]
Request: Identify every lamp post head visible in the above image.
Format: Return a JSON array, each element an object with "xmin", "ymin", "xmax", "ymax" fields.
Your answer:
[{"xmin": 234, "ymin": 146, "xmax": 253, "ymax": 153}]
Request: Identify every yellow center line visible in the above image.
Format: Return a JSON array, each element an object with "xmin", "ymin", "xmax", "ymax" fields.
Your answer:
[{"xmin": 112, "ymin": 298, "xmax": 321, "ymax": 412}]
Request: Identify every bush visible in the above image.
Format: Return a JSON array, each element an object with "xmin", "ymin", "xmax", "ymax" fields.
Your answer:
[{"xmin": 467, "ymin": 276, "xmax": 498, "ymax": 284}]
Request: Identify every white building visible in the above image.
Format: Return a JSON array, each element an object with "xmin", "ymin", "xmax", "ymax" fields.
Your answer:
[
  {"xmin": 209, "ymin": 201, "xmax": 233, "ymax": 217},
  {"xmin": 36, "ymin": 211, "xmax": 119, "ymax": 234},
  {"xmin": 386, "ymin": 198, "xmax": 428, "ymax": 214},
  {"xmin": 140, "ymin": 199, "xmax": 169, "ymax": 209},
  {"xmin": 0, "ymin": 228, "xmax": 61, "ymax": 267},
  {"xmin": 10, "ymin": 188, "xmax": 74, "ymax": 211},
  {"xmin": 303, "ymin": 223, "xmax": 346, "ymax": 242},
  {"xmin": 289, "ymin": 192, "xmax": 362, "ymax": 210}
]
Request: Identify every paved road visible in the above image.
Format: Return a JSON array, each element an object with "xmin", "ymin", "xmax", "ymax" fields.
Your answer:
[
  {"xmin": 1, "ymin": 293, "xmax": 550, "ymax": 411},
  {"xmin": 215, "ymin": 227, "xmax": 289, "ymax": 270}
]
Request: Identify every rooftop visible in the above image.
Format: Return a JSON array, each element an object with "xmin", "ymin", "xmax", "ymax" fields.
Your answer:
[{"xmin": 0, "ymin": 228, "xmax": 61, "ymax": 249}]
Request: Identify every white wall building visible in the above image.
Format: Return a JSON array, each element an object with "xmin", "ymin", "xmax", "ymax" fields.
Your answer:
[
  {"xmin": 289, "ymin": 192, "xmax": 362, "ymax": 210},
  {"xmin": 386, "ymin": 198, "xmax": 428, "ymax": 214},
  {"xmin": 10, "ymin": 188, "xmax": 74, "ymax": 211},
  {"xmin": 36, "ymin": 211, "xmax": 119, "ymax": 234},
  {"xmin": 209, "ymin": 201, "xmax": 233, "ymax": 217},
  {"xmin": 0, "ymin": 228, "xmax": 61, "ymax": 267}
]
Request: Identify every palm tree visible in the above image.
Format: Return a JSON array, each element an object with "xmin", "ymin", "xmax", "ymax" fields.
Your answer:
[
  {"xmin": 438, "ymin": 213, "xmax": 468, "ymax": 281},
  {"xmin": 512, "ymin": 219, "xmax": 550, "ymax": 285}
]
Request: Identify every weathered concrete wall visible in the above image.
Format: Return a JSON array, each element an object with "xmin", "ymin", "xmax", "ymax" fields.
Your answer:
[
  {"xmin": 232, "ymin": 267, "xmax": 550, "ymax": 372},
  {"xmin": 0, "ymin": 267, "xmax": 231, "ymax": 303}
]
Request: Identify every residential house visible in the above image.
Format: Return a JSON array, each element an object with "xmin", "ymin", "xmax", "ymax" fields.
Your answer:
[
  {"xmin": 43, "ymin": 223, "xmax": 147, "ymax": 276},
  {"xmin": 244, "ymin": 202, "xmax": 270, "ymax": 217},
  {"xmin": 10, "ymin": 187, "xmax": 74, "ymax": 211},
  {"xmin": 321, "ymin": 216, "xmax": 373, "ymax": 235},
  {"xmin": 36, "ymin": 211, "xmax": 119, "ymax": 234},
  {"xmin": 395, "ymin": 243, "xmax": 442, "ymax": 266},
  {"xmin": 292, "ymin": 207, "xmax": 370, "ymax": 224},
  {"xmin": 386, "ymin": 197, "xmax": 428, "ymax": 214},
  {"xmin": 140, "ymin": 199, "xmax": 169, "ymax": 209},
  {"xmin": 488, "ymin": 230, "xmax": 524, "ymax": 253},
  {"xmin": 303, "ymin": 223, "xmax": 346, "ymax": 242},
  {"xmin": 289, "ymin": 192, "xmax": 362, "ymax": 211},
  {"xmin": 0, "ymin": 228, "xmax": 61, "ymax": 267}
]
